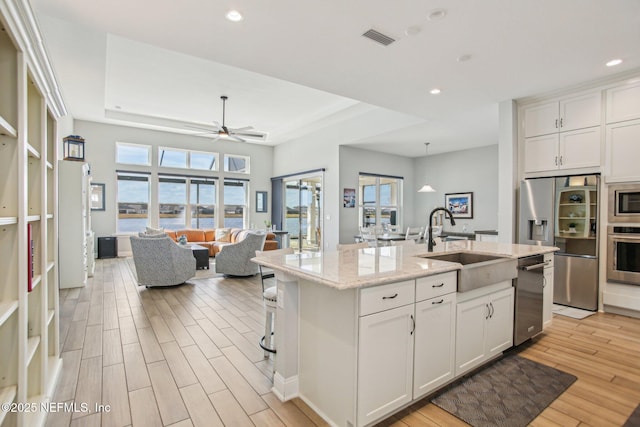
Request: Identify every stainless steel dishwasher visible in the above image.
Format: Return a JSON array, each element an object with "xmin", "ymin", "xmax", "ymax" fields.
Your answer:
[{"xmin": 514, "ymin": 254, "xmax": 546, "ymax": 346}]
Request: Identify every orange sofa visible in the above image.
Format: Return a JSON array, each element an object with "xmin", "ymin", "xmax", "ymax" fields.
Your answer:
[{"xmin": 165, "ymin": 228, "xmax": 278, "ymax": 257}]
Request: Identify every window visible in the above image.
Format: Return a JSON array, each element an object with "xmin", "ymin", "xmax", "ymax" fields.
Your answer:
[
  {"xmin": 116, "ymin": 142, "xmax": 151, "ymax": 165},
  {"xmin": 190, "ymin": 179, "xmax": 216, "ymax": 228},
  {"xmin": 158, "ymin": 176, "xmax": 187, "ymax": 230},
  {"xmin": 358, "ymin": 174, "xmax": 402, "ymax": 228},
  {"xmin": 223, "ymin": 179, "xmax": 247, "ymax": 228},
  {"xmin": 159, "ymin": 148, "xmax": 187, "ymax": 168},
  {"xmin": 190, "ymin": 151, "xmax": 217, "ymax": 171},
  {"xmin": 117, "ymin": 172, "xmax": 150, "ymax": 232},
  {"xmin": 158, "ymin": 148, "xmax": 217, "ymax": 171},
  {"xmin": 224, "ymin": 155, "xmax": 250, "ymax": 173}
]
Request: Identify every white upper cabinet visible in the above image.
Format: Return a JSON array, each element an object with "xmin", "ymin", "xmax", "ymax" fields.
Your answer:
[
  {"xmin": 524, "ymin": 92, "xmax": 601, "ymax": 138},
  {"xmin": 606, "ymin": 81, "xmax": 640, "ymax": 124},
  {"xmin": 523, "ymin": 91, "xmax": 602, "ymax": 174},
  {"xmin": 606, "ymin": 118, "xmax": 640, "ymax": 183}
]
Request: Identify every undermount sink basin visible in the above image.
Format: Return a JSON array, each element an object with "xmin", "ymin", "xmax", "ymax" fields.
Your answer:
[{"xmin": 420, "ymin": 252, "xmax": 518, "ymax": 292}]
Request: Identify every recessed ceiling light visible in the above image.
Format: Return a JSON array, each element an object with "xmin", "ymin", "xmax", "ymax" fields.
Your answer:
[
  {"xmin": 430, "ymin": 88, "xmax": 441, "ymax": 95},
  {"xmin": 405, "ymin": 25, "xmax": 422, "ymax": 36},
  {"xmin": 457, "ymin": 54, "xmax": 472, "ymax": 63},
  {"xmin": 606, "ymin": 58, "xmax": 622, "ymax": 67},
  {"xmin": 428, "ymin": 9, "xmax": 447, "ymax": 21},
  {"xmin": 225, "ymin": 10, "xmax": 243, "ymax": 22}
]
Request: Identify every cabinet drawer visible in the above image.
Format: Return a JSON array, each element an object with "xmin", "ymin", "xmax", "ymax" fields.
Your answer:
[
  {"xmin": 416, "ymin": 272, "xmax": 457, "ymax": 301},
  {"xmin": 360, "ymin": 280, "xmax": 415, "ymax": 316}
]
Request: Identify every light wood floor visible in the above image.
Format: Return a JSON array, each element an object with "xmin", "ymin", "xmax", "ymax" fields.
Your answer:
[{"xmin": 45, "ymin": 257, "xmax": 640, "ymax": 427}]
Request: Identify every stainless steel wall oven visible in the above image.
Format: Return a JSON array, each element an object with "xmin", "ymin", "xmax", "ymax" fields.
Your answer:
[
  {"xmin": 608, "ymin": 183, "xmax": 640, "ymax": 223},
  {"xmin": 607, "ymin": 226, "xmax": 640, "ymax": 285}
]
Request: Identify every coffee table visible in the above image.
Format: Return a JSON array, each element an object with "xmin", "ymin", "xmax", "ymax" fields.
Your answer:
[{"xmin": 188, "ymin": 244, "xmax": 210, "ymax": 270}]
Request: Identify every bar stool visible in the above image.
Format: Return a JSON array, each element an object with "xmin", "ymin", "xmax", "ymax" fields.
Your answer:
[{"xmin": 255, "ymin": 248, "xmax": 294, "ymax": 358}]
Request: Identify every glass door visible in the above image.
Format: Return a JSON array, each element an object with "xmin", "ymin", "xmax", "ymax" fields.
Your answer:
[{"xmin": 284, "ymin": 175, "xmax": 322, "ymax": 251}]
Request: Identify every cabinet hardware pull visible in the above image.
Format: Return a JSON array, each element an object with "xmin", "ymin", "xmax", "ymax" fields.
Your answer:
[
  {"xmin": 432, "ymin": 283, "xmax": 445, "ymax": 288},
  {"xmin": 554, "ymin": 156, "xmax": 558, "ymax": 166},
  {"xmin": 410, "ymin": 314, "xmax": 415, "ymax": 335},
  {"xmin": 555, "ymin": 119, "xmax": 558, "ymax": 128},
  {"xmin": 559, "ymin": 155, "xmax": 563, "ymax": 165},
  {"xmin": 485, "ymin": 303, "xmax": 490, "ymax": 319},
  {"xmin": 382, "ymin": 293, "xmax": 398, "ymax": 300},
  {"xmin": 542, "ymin": 276, "xmax": 546, "ymax": 288},
  {"xmin": 489, "ymin": 302, "xmax": 495, "ymax": 318},
  {"xmin": 432, "ymin": 299, "xmax": 444, "ymax": 305},
  {"xmin": 560, "ymin": 118, "xmax": 563, "ymax": 128}
]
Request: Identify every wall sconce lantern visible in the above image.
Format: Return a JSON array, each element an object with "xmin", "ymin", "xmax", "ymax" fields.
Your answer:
[{"xmin": 63, "ymin": 135, "xmax": 85, "ymax": 161}]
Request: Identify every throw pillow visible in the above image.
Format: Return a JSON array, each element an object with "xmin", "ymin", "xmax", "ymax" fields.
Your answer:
[
  {"xmin": 144, "ymin": 226, "xmax": 165, "ymax": 236},
  {"xmin": 215, "ymin": 228, "xmax": 231, "ymax": 242}
]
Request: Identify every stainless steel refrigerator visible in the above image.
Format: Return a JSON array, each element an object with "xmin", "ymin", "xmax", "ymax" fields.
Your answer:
[{"xmin": 518, "ymin": 175, "xmax": 599, "ymax": 311}]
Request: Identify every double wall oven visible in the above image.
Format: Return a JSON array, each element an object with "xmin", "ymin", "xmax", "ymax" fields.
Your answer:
[{"xmin": 607, "ymin": 183, "xmax": 640, "ymax": 286}]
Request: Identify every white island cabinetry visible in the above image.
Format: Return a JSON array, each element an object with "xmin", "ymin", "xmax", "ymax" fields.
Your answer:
[{"xmin": 455, "ymin": 283, "xmax": 514, "ymax": 376}]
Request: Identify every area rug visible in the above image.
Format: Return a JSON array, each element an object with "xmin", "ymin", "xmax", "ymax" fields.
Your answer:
[
  {"xmin": 431, "ymin": 354, "xmax": 576, "ymax": 427},
  {"xmin": 552, "ymin": 304, "xmax": 596, "ymax": 320},
  {"xmin": 624, "ymin": 403, "xmax": 640, "ymax": 427}
]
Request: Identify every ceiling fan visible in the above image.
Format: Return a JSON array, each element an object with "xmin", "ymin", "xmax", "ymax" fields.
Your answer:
[{"xmin": 187, "ymin": 95, "xmax": 268, "ymax": 142}]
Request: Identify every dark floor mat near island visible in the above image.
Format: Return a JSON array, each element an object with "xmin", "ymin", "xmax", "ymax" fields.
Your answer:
[{"xmin": 431, "ymin": 354, "xmax": 576, "ymax": 427}]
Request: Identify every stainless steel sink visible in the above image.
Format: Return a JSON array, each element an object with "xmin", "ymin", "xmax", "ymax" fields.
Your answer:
[{"xmin": 420, "ymin": 252, "xmax": 518, "ymax": 292}]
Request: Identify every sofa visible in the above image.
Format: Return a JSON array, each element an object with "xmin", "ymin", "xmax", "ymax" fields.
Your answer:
[
  {"xmin": 130, "ymin": 234, "xmax": 196, "ymax": 287},
  {"xmin": 164, "ymin": 228, "xmax": 278, "ymax": 256}
]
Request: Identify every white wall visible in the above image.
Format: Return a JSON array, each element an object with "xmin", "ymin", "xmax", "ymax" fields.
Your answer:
[
  {"xmin": 338, "ymin": 146, "xmax": 415, "ymax": 244},
  {"xmin": 413, "ymin": 145, "xmax": 499, "ymax": 234},
  {"xmin": 72, "ymin": 120, "xmax": 274, "ymax": 238}
]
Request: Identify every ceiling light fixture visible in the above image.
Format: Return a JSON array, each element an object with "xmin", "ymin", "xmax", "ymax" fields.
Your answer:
[
  {"xmin": 225, "ymin": 10, "xmax": 243, "ymax": 22},
  {"xmin": 405, "ymin": 25, "xmax": 422, "ymax": 36},
  {"xmin": 418, "ymin": 143, "xmax": 436, "ymax": 193},
  {"xmin": 430, "ymin": 88, "xmax": 441, "ymax": 95},
  {"xmin": 606, "ymin": 58, "xmax": 622, "ymax": 67},
  {"xmin": 457, "ymin": 54, "xmax": 472, "ymax": 63},
  {"xmin": 427, "ymin": 9, "xmax": 447, "ymax": 21}
]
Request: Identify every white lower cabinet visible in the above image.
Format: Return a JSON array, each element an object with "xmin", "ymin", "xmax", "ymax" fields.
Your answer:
[
  {"xmin": 455, "ymin": 286, "xmax": 514, "ymax": 376},
  {"xmin": 413, "ymin": 293, "xmax": 456, "ymax": 399},
  {"xmin": 543, "ymin": 253, "xmax": 554, "ymax": 328},
  {"xmin": 357, "ymin": 304, "xmax": 414, "ymax": 426}
]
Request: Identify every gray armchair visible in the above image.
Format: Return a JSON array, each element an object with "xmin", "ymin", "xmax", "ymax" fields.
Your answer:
[
  {"xmin": 130, "ymin": 235, "xmax": 196, "ymax": 287},
  {"xmin": 215, "ymin": 231, "xmax": 267, "ymax": 277}
]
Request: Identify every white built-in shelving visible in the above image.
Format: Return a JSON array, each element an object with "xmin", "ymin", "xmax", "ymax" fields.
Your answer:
[{"xmin": 0, "ymin": 1, "xmax": 66, "ymax": 425}]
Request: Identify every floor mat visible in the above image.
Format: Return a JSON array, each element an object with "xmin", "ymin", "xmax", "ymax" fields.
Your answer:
[
  {"xmin": 552, "ymin": 304, "xmax": 596, "ymax": 319},
  {"xmin": 431, "ymin": 354, "xmax": 576, "ymax": 427}
]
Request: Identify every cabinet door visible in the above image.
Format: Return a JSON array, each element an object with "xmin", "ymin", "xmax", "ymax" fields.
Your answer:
[
  {"xmin": 559, "ymin": 92, "xmax": 601, "ymax": 132},
  {"xmin": 543, "ymin": 266, "xmax": 554, "ymax": 328},
  {"xmin": 606, "ymin": 119, "xmax": 640, "ymax": 182},
  {"xmin": 413, "ymin": 293, "xmax": 456, "ymax": 399},
  {"xmin": 357, "ymin": 304, "xmax": 414, "ymax": 426},
  {"xmin": 606, "ymin": 82, "xmax": 640, "ymax": 124},
  {"xmin": 455, "ymin": 297, "xmax": 488, "ymax": 376},
  {"xmin": 486, "ymin": 287, "xmax": 514, "ymax": 358},
  {"xmin": 524, "ymin": 101, "xmax": 559, "ymax": 138},
  {"xmin": 524, "ymin": 134, "xmax": 559, "ymax": 173},
  {"xmin": 558, "ymin": 127, "xmax": 601, "ymax": 170}
]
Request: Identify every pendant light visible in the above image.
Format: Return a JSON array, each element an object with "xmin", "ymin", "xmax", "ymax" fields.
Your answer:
[{"xmin": 418, "ymin": 143, "xmax": 436, "ymax": 192}]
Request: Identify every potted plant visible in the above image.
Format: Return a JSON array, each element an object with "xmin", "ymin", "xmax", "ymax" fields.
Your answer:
[
  {"xmin": 264, "ymin": 219, "xmax": 272, "ymax": 230},
  {"xmin": 568, "ymin": 223, "xmax": 577, "ymax": 233}
]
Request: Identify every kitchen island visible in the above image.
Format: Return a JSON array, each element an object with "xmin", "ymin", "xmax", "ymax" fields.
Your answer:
[{"xmin": 252, "ymin": 241, "xmax": 557, "ymax": 427}]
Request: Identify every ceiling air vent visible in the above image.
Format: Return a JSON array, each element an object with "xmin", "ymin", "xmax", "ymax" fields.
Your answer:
[{"xmin": 362, "ymin": 29, "xmax": 395, "ymax": 46}]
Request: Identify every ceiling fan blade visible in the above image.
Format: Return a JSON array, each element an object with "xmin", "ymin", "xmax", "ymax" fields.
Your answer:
[
  {"xmin": 184, "ymin": 123, "xmax": 221, "ymax": 132},
  {"xmin": 227, "ymin": 135, "xmax": 246, "ymax": 142},
  {"xmin": 229, "ymin": 126, "xmax": 254, "ymax": 132},
  {"xmin": 229, "ymin": 129, "xmax": 268, "ymax": 141}
]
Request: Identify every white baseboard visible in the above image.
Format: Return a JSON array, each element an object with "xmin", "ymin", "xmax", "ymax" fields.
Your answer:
[{"xmin": 272, "ymin": 372, "xmax": 299, "ymax": 401}]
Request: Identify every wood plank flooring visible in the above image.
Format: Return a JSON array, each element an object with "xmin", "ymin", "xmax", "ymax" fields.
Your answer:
[
  {"xmin": 46, "ymin": 257, "xmax": 326, "ymax": 427},
  {"xmin": 46, "ymin": 257, "xmax": 640, "ymax": 426}
]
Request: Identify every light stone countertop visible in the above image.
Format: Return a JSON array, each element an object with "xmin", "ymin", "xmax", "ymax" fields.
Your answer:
[{"xmin": 251, "ymin": 240, "xmax": 558, "ymax": 290}]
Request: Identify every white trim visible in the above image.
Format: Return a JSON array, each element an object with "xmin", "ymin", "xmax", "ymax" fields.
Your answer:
[{"xmin": 271, "ymin": 372, "xmax": 299, "ymax": 401}]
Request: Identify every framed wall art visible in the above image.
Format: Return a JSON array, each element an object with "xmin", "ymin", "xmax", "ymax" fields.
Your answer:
[
  {"xmin": 256, "ymin": 191, "xmax": 268, "ymax": 213},
  {"xmin": 445, "ymin": 192, "xmax": 473, "ymax": 219},
  {"xmin": 90, "ymin": 183, "xmax": 105, "ymax": 211}
]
